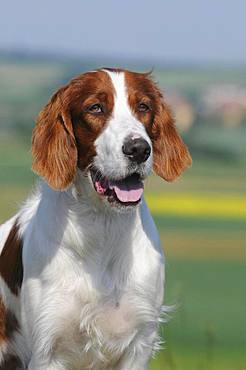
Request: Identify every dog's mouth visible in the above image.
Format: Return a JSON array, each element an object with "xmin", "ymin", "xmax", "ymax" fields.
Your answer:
[{"xmin": 90, "ymin": 168, "xmax": 144, "ymax": 206}]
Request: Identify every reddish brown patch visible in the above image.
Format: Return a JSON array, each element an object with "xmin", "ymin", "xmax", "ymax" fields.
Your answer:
[
  {"xmin": 70, "ymin": 70, "xmax": 115, "ymax": 172},
  {"xmin": 0, "ymin": 221, "xmax": 23, "ymax": 295},
  {"xmin": 151, "ymin": 102, "xmax": 192, "ymax": 181},
  {"xmin": 125, "ymin": 70, "xmax": 157, "ymax": 132},
  {"xmin": 0, "ymin": 353, "xmax": 23, "ymax": 370},
  {"xmin": 32, "ymin": 70, "xmax": 115, "ymax": 189},
  {"xmin": 0, "ymin": 297, "xmax": 19, "ymax": 343},
  {"xmin": 32, "ymin": 86, "xmax": 78, "ymax": 190},
  {"xmin": 125, "ymin": 70, "xmax": 192, "ymax": 181}
]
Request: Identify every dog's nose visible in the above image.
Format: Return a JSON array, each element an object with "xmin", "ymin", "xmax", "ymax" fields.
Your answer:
[{"xmin": 122, "ymin": 137, "xmax": 151, "ymax": 164}]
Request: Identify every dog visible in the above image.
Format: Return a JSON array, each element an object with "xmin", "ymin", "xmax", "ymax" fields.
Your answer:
[{"xmin": 0, "ymin": 68, "xmax": 191, "ymax": 370}]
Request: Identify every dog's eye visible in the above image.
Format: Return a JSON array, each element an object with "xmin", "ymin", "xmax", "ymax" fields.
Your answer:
[
  {"xmin": 138, "ymin": 103, "xmax": 150, "ymax": 112},
  {"xmin": 87, "ymin": 104, "xmax": 103, "ymax": 114}
]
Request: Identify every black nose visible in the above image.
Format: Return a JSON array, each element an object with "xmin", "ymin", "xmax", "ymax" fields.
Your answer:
[{"xmin": 122, "ymin": 137, "xmax": 151, "ymax": 164}]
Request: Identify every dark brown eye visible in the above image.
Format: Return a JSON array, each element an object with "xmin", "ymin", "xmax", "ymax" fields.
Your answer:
[
  {"xmin": 138, "ymin": 102, "xmax": 150, "ymax": 112},
  {"xmin": 87, "ymin": 103, "xmax": 103, "ymax": 114}
]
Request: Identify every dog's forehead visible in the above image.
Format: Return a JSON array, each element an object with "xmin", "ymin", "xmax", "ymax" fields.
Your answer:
[
  {"xmin": 101, "ymin": 69, "xmax": 156, "ymax": 118},
  {"xmin": 69, "ymin": 69, "xmax": 114, "ymax": 93},
  {"xmin": 103, "ymin": 69, "xmax": 155, "ymax": 94},
  {"xmin": 103, "ymin": 70, "xmax": 129, "ymax": 116},
  {"xmin": 64, "ymin": 70, "xmax": 115, "ymax": 112},
  {"xmin": 125, "ymin": 70, "xmax": 156, "ymax": 95},
  {"xmin": 65, "ymin": 68, "xmax": 155, "ymax": 107}
]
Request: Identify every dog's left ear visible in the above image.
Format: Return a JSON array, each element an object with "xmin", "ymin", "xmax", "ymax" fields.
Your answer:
[{"xmin": 152, "ymin": 99, "xmax": 192, "ymax": 181}]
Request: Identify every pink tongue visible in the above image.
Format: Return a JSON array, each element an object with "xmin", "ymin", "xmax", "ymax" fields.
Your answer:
[{"xmin": 110, "ymin": 179, "xmax": 144, "ymax": 203}]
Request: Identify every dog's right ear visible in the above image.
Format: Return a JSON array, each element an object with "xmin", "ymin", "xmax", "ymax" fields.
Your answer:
[{"xmin": 32, "ymin": 88, "xmax": 77, "ymax": 190}]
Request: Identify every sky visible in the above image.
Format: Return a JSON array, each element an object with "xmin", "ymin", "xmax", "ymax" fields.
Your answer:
[{"xmin": 1, "ymin": 0, "xmax": 246, "ymax": 63}]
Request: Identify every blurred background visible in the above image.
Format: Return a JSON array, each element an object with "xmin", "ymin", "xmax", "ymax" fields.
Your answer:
[{"xmin": 0, "ymin": 1, "xmax": 245, "ymax": 369}]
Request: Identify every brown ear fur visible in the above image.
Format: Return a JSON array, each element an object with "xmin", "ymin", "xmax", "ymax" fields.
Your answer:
[
  {"xmin": 152, "ymin": 101, "xmax": 192, "ymax": 181},
  {"xmin": 32, "ymin": 89, "xmax": 77, "ymax": 190}
]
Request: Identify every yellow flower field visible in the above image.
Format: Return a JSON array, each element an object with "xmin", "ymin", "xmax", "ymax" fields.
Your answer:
[{"xmin": 146, "ymin": 193, "xmax": 246, "ymax": 219}]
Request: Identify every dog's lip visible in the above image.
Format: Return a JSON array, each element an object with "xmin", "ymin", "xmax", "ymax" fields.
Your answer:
[{"xmin": 90, "ymin": 168, "xmax": 144, "ymax": 206}]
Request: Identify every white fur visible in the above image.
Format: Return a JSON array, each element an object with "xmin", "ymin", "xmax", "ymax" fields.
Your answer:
[{"xmin": 0, "ymin": 71, "xmax": 165, "ymax": 370}]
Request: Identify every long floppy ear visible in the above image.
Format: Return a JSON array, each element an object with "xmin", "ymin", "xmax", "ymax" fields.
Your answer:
[
  {"xmin": 32, "ymin": 89, "xmax": 77, "ymax": 190},
  {"xmin": 152, "ymin": 100, "xmax": 192, "ymax": 181}
]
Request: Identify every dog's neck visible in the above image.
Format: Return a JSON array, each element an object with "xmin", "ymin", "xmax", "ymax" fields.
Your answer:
[
  {"xmin": 34, "ymin": 179, "xmax": 139, "ymax": 254},
  {"xmin": 29, "ymin": 179, "xmax": 140, "ymax": 292}
]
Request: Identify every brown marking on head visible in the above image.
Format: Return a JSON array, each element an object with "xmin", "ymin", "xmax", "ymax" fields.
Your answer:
[
  {"xmin": 125, "ymin": 71, "xmax": 157, "ymax": 132},
  {"xmin": 0, "ymin": 221, "xmax": 23, "ymax": 295},
  {"xmin": 125, "ymin": 70, "xmax": 192, "ymax": 181},
  {"xmin": 0, "ymin": 353, "xmax": 23, "ymax": 370},
  {"xmin": 70, "ymin": 70, "xmax": 115, "ymax": 172},
  {"xmin": 32, "ymin": 70, "xmax": 115, "ymax": 190},
  {"xmin": 0, "ymin": 297, "xmax": 19, "ymax": 343}
]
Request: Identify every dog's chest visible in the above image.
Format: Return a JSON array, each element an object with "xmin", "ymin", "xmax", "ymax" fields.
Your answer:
[
  {"xmin": 82, "ymin": 291, "xmax": 138, "ymax": 337},
  {"xmin": 45, "ymin": 210, "xmax": 162, "ymax": 368},
  {"xmin": 55, "ymin": 282, "xmax": 143, "ymax": 369}
]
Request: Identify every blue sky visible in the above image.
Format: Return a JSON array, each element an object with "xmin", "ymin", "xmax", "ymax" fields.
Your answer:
[{"xmin": 1, "ymin": 0, "xmax": 245, "ymax": 63}]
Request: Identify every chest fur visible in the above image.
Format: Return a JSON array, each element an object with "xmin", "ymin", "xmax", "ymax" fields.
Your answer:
[
  {"xmin": 50, "ymin": 277, "xmax": 155, "ymax": 369},
  {"xmin": 44, "ymin": 240, "xmax": 161, "ymax": 369}
]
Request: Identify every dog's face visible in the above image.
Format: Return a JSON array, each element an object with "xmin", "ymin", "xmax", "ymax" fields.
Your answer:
[{"xmin": 32, "ymin": 68, "xmax": 192, "ymax": 210}]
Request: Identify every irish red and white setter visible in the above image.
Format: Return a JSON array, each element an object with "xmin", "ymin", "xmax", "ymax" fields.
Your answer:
[{"xmin": 0, "ymin": 68, "xmax": 191, "ymax": 370}]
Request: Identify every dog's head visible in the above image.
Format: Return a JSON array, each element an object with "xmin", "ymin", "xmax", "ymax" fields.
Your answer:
[{"xmin": 32, "ymin": 68, "xmax": 192, "ymax": 210}]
